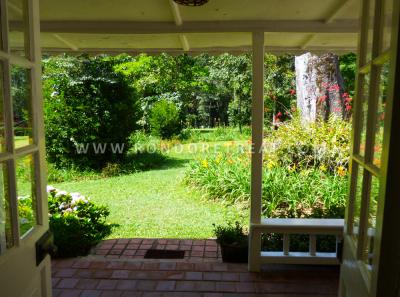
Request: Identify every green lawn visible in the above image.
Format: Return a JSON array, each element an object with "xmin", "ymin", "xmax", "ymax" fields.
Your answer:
[
  {"xmin": 15, "ymin": 135, "xmax": 30, "ymax": 148},
  {"xmin": 53, "ymin": 140, "xmax": 248, "ymax": 239}
]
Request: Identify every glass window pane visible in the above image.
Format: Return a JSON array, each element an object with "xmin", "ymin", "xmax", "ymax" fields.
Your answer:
[
  {"xmin": 364, "ymin": 175, "xmax": 379, "ymax": 267},
  {"xmin": 358, "ymin": 75, "xmax": 370, "ymax": 156},
  {"xmin": 0, "ymin": 162, "xmax": 12, "ymax": 252},
  {"xmin": 11, "ymin": 65, "xmax": 32, "ymax": 149},
  {"xmin": 366, "ymin": 0, "xmax": 376, "ymax": 62},
  {"xmin": 16, "ymin": 154, "xmax": 36, "ymax": 237},
  {"xmin": 0, "ymin": 60, "xmax": 6, "ymax": 152},
  {"xmin": 381, "ymin": 0, "xmax": 393, "ymax": 52},
  {"xmin": 352, "ymin": 165, "xmax": 364, "ymax": 242},
  {"xmin": 7, "ymin": 0, "xmax": 29, "ymax": 57},
  {"xmin": 373, "ymin": 63, "xmax": 390, "ymax": 167}
]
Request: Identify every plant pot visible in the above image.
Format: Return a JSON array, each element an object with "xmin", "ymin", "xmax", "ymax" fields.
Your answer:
[{"xmin": 219, "ymin": 242, "xmax": 248, "ymax": 263}]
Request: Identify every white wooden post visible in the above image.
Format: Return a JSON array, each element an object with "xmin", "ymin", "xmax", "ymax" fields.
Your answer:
[{"xmin": 248, "ymin": 31, "xmax": 264, "ymax": 272}]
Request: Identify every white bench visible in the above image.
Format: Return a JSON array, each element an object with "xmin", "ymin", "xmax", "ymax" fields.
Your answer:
[{"xmin": 249, "ymin": 218, "xmax": 345, "ymax": 270}]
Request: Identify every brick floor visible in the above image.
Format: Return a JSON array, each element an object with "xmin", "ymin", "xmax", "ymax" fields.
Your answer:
[
  {"xmin": 92, "ymin": 238, "xmax": 221, "ymax": 262},
  {"xmin": 52, "ymin": 253, "xmax": 339, "ymax": 296}
]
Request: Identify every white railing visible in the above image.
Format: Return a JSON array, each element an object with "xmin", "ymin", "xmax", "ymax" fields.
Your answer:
[{"xmin": 249, "ymin": 218, "xmax": 344, "ymax": 271}]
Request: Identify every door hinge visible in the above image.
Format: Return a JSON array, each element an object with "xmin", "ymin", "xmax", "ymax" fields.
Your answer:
[{"xmin": 36, "ymin": 230, "xmax": 57, "ymax": 266}]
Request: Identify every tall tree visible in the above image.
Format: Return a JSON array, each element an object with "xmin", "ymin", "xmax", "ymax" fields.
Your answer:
[{"xmin": 295, "ymin": 52, "xmax": 350, "ymax": 122}]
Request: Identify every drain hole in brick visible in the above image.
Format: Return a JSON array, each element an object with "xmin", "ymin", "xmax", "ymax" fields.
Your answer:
[{"xmin": 144, "ymin": 249, "xmax": 185, "ymax": 259}]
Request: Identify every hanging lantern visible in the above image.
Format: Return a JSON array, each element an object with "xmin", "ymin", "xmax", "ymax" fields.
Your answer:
[{"xmin": 173, "ymin": 0, "xmax": 209, "ymax": 6}]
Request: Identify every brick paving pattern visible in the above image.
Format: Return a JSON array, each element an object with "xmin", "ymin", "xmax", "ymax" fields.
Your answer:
[
  {"xmin": 91, "ymin": 239, "xmax": 221, "ymax": 262},
  {"xmin": 52, "ymin": 258, "xmax": 339, "ymax": 296},
  {"xmin": 52, "ymin": 238, "xmax": 339, "ymax": 296}
]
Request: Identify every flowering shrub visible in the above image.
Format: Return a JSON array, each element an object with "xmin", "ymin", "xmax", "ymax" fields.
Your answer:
[
  {"xmin": 18, "ymin": 195, "xmax": 36, "ymax": 234},
  {"xmin": 47, "ymin": 186, "xmax": 112, "ymax": 257},
  {"xmin": 185, "ymin": 152, "xmax": 347, "ymax": 219},
  {"xmin": 185, "ymin": 116, "xmax": 350, "ymax": 219},
  {"xmin": 265, "ymin": 114, "xmax": 351, "ymax": 175}
]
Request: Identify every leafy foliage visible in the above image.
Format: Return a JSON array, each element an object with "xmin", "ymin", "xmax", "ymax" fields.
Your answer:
[
  {"xmin": 47, "ymin": 186, "xmax": 113, "ymax": 257},
  {"xmin": 264, "ymin": 54, "xmax": 296, "ymax": 124},
  {"xmin": 149, "ymin": 99, "xmax": 182, "ymax": 139},
  {"xmin": 180, "ymin": 126, "xmax": 251, "ymax": 143},
  {"xmin": 42, "ymin": 55, "xmax": 141, "ymax": 169},
  {"xmin": 213, "ymin": 221, "xmax": 247, "ymax": 246},
  {"xmin": 265, "ymin": 114, "xmax": 351, "ymax": 174},
  {"xmin": 339, "ymin": 53, "xmax": 357, "ymax": 97},
  {"xmin": 185, "ymin": 117, "xmax": 350, "ymax": 219}
]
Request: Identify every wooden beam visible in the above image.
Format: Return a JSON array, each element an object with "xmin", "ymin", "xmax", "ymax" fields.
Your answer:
[
  {"xmin": 169, "ymin": 0, "xmax": 183, "ymax": 26},
  {"xmin": 52, "ymin": 34, "xmax": 78, "ymax": 51},
  {"xmin": 7, "ymin": 3, "xmax": 79, "ymax": 52},
  {"xmin": 40, "ymin": 45, "xmax": 356, "ymax": 55},
  {"xmin": 301, "ymin": 34, "xmax": 315, "ymax": 49},
  {"xmin": 29, "ymin": 20, "xmax": 359, "ymax": 34},
  {"xmin": 325, "ymin": 0, "xmax": 353, "ymax": 23},
  {"xmin": 168, "ymin": 0, "xmax": 190, "ymax": 51},
  {"xmin": 299, "ymin": 0, "xmax": 353, "ymax": 50},
  {"xmin": 179, "ymin": 35, "xmax": 190, "ymax": 51}
]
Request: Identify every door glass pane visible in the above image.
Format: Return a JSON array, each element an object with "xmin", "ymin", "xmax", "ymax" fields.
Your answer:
[
  {"xmin": 364, "ymin": 175, "xmax": 379, "ymax": 267},
  {"xmin": 11, "ymin": 65, "xmax": 32, "ymax": 149},
  {"xmin": 0, "ymin": 60, "xmax": 6, "ymax": 152},
  {"xmin": 16, "ymin": 154, "xmax": 36, "ymax": 237},
  {"xmin": 0, "ymin": 162, "xmax": 12, "ymax": 252},
  {"xmin": 373, "ymin": 63, "xmax": 390, "ymax": 167},
  {"xmin": 381, "ymin": 0, "xmax": 393, "ymax": 52},
  {"xmin": 352, "ymin": 165, "xmax": 364, "ymax": 241},
  {"xmin": 358, "ymin": 74, "xmax": 370, "ymax": 156},
  {"xmin": 366, "ymin": 0, "xmax": 376, "ymax": 62},
  {"xmin": 7, "ymin": 0, "xmax": 29, "ymax": 57}
]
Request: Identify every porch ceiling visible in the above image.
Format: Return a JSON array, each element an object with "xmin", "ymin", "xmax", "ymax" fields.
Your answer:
[{"xmin": 17, "ymin": 0, "xmax": 362, "ymax": 54}]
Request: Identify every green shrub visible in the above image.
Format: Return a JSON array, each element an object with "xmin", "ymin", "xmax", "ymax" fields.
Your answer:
[
  {"xmin": 46, "ymin": 162, "xmax": 99, "ymax": 183},
  {"xmin": 185, "ymin": 116, "xmax": 350, "ymax": 219},
  {"xmin": 128, "ymin": 131, "xmax": 162, "ymax": 153},
  {"xmin": 47, "ymin": 186, "xmax": 113, "ymax": 257},
  {"xmin": 262, "ymin": 167, "xmax": 347, "ymax": 218},
  {"xmin": 265, "ymin": 114, "xmax": 351, "ymax": 174},
  {"xmin": 149, "ymin": 100, "xmax": 182, "ymax": 139},
  {"xmin": 213, "ymin": 221, "xmax": 247, "ymax": 246},
  {"xmin": 101, "ymin": 163, "xmax": 123, "ymax": 177},
  {"xmin": 185, "ymin": 152, "xmax": 347, "ymax": 218},
  {"xmin": 17, "ymin": 196, "xmax": 36, "ymax": 235},
  {"xmin": 43, "ymin": 55, "xmax": 141, "ymax": 169}
]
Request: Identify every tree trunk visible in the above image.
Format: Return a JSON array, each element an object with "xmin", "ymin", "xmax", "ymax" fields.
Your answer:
[{"xmin": 295, "ymin": 52, "xmax": 348, "ymax": 122}]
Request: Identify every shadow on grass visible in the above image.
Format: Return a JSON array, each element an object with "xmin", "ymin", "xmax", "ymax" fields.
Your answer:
[
  {"xmin": 47, "ymin": 151, "xmax": 191, "ymax": 183},
  {"xmin": 124, "ymin": 151, "xmax": 190, "ymax": 172}
]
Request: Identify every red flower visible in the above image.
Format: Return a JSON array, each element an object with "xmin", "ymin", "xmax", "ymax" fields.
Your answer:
[
  {"xmin": 345, "ymin": 105, "xmax": 352, "ymax": 111},
  {"xmin": 274, "ymin": 112, "xmax": 282, "ymax": 122},
  {"xmin": 318, "ymin": 95, "xmax": 327, "ymax": 103},
  {"xmin": 342, "ymin": 92, "xmax": 349, "ymax": 98},
  {"xmin": 328, "ymin": 84, "xmax": 340, "ymax": 92},
  {"xmin": 289, "ymin": 89, "xmax": 296, "ymax": 96}
]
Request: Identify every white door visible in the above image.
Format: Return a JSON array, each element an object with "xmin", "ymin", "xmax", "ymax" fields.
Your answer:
[
  {"xmin": 0, "ymin": 0, "xmax": 51, "ymax": 296},
  {"xmin": 339, "ymin": 0, "xmax": 400, "ymax": 296}
]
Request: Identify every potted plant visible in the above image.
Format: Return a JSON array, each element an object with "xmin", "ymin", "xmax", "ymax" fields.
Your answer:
[{"xmin": 213, "ymin": 222, "xmax": 248, "ymax": 263}]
